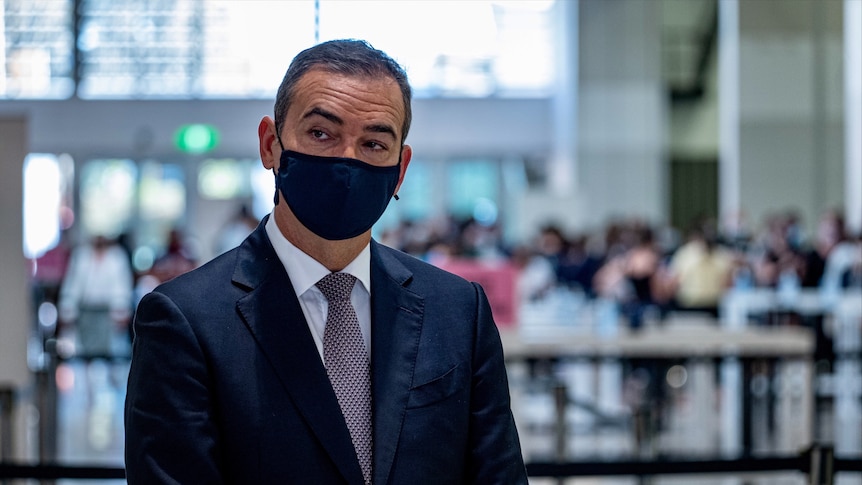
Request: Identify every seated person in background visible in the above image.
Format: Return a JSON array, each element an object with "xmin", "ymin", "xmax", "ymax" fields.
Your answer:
[
  {"xmin": 59, "ymin": 234, "xmax": 133, "ymax": 360},
  {"xmin": 665, "ymin": 224, "xmax": 735, "ymax": 317},
  {"xmin": 824, "ymin": 230, "xmax": 862, "ymax": 290},
  {"xmin": 557, "ymin": 235, "xmax": 605, "ymax": 298},
  {"xmin": 751, "ymin": 212, "xmax": 806, "ymax": 288},
  {"xmin": 149, "ymin": 229, "xmax": 198, "ymax": 284},
  {"xmin": 803, "ymin": 209, "xmax": 862, "ymax": 292},
  {"xmin": 594, "ymin": 223, "xmax": 666, "ymax": 329}
]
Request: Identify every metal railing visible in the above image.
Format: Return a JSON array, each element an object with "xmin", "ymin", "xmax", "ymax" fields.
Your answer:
[
  {"xmin": 0, "ymin": 448, "xmax": 860, "ymax": 482},
  {"xmin": 0, "ymin": 388, "xmax": 13, "ymax": 463}
]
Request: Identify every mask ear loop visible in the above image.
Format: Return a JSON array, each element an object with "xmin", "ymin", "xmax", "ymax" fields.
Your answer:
[
  {"xmin": 273, "ymin": 124, "xmax": 286, "ymax": 206},
  {"xmin": 392, "ymin": 150, "xmax": 403, "ymax": 201},
  {"xmin": 275, "ymin": 124, "xmax": 286, "ymax": 151}
]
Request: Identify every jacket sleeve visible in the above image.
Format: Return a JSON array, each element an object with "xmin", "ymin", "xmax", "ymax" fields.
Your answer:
[
  {"xmin": 124, "ymin": 290, "xmax": 224, "ymax": 484},
  {"xmin": 464, "ymin": 282, "xmax": 529, "ymax": 484}
]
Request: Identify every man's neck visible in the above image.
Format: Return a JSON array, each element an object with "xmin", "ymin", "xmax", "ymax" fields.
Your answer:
[{"xmin": 273, "ymin": 205, "xmax": 370, "ymax": 272}]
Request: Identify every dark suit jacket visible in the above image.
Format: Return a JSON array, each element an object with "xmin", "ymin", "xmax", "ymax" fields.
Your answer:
[{"xmin": 124, "ymin": 219, "xmax": 527, "ymax": 484}]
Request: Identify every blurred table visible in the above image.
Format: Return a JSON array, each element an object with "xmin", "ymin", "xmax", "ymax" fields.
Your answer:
[
  {"xmin": 500, "ymin": 318, "xmax": 816, "ymax": 458},
  {"xmin": 721, "ymin": 288, "xmax": 861, "ymax": 329},
  {"xmin": 500, "ymin": 321, "xmax": 813, "ymax": 361}
]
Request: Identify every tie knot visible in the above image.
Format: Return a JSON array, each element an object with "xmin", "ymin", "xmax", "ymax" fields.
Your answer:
[{"xmin": 316, "ymin": 272, "xmax": 357, "ymax": 302}]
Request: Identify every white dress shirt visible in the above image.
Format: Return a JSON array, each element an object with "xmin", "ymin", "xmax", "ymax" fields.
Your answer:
[{"xmin": 265, "ymin": 214, "xmax": 372, "ymax": 362}]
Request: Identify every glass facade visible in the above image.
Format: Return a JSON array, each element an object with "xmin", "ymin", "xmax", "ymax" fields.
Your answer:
[
  {"xmin": 2, "ymin": 0, "xmax": 556, "ymax": 100},
  {"xmin": 1, "ymin": 0, "xmax": 75, "ymax": 98}
]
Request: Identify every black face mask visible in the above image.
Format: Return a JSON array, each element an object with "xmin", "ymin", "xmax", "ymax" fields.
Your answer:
[{"xmin": 274, "ymin": 149, "xmax": 400, "ymax": 240}]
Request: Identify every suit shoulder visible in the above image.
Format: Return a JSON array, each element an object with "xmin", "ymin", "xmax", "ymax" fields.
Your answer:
[
  {"xmin": 378, "ymin": 245, "xmax": 475, "ymax": 289},
  {"xmin": 155, "ymin": 248, "xmax": 238, "ymax": 298}
]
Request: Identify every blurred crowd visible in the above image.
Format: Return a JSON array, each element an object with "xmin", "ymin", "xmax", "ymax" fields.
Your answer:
[
  {"xmin": 381, "ymin": 208, "xmax": 862, "ymax": 330},
  {"xmin": 30, "ymin": 226, "xmax": 200, "ymax": 363},
  {"xmin": 29, "ymin": 206, "xmax": 862, "ymax": 354}
]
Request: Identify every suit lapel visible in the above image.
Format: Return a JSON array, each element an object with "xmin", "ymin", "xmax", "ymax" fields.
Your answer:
[
  {"xmin": 232, "ymin": 220, "xmax": 364, "ymax": 484},
  {"xmin": 369, "ymin": 241, "xmax": 423, "ymax": 485}
]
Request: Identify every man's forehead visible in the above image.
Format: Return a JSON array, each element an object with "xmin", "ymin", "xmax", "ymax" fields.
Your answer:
[
  {"xmin": 295, "ymin": 69, "xmax": 403, "ymax": 108},
  {"xmin": 291, "ymin": 70, "xmax": 405, "ymax": 132}
]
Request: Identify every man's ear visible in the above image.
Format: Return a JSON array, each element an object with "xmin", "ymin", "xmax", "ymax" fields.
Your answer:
[
  {"xmin": 394, "ymin": 144, "xmax": 412, "ymax": 197},
  {"xmin": 258, "ymin": 116, "xmax": 279, "ymax": 171}
]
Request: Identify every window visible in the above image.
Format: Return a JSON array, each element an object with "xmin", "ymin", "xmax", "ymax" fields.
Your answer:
[
  {"xmin": 376, "ymin": 158, "xmax": 433, "ymax": 235},
  {"xmin": 198, "ymin": 159, "xmax": 254, "ymax": 200},
  {"xmin": 200, "ymin": 157, "xmax": 273, "ymax": 220},
  {"xmin": 1, "ymin": 0, "xmax": 75, "ymax": 98},
  {"xmin": 78, "ymin": 159, "xmax": 137, "ymax": 238},
  {"xmin": 137, "ymin": 160, "xmax": 186, "ymax": 249},
  {"xmin": 77, "ymin": 0, "xmax": 316, "ymax": 98},
  {"xmin": 2, "ymin": 0, "xmax": 557, "ymax": 99},
  {"xmin": 448, "ymin": 159, "xmax": 499, "ymax": 224},
  {"xmin": 318, "ymin": 0, "xmax": 556, "ymax": 97},
  {"xmin": 374, "ymin": 157, "xmax": 506, "ymax": 238},
  {"xmin": 23, "ymin": 153, "xmax": 73, "ymax": 257}
]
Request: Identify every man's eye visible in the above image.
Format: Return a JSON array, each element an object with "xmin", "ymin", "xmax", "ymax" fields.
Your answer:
[
  {"xmin": 311, "ymin": 130, "xmax": 329, "ymax": 140},
  {"xmin": 365, "ymin": 141, "xmax": 386, "ymax": 151}
]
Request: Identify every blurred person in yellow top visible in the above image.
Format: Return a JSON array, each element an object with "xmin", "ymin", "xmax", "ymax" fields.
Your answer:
[{"xmin": 665, "ymin": 222, "xmax": 735, "ymax": 317}]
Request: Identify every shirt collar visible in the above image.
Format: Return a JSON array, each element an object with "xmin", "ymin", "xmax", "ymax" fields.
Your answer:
[{"xmin": 265, "ymin": 213, "xmax": 371, "ymax": 296}]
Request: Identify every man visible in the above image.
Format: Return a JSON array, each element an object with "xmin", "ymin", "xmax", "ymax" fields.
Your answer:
[{"xmin": 124, "ymin": 39, "xmax": 527, "ymax": 484}]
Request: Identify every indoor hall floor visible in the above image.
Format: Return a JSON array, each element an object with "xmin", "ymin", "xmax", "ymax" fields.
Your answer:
[
  {"xmin": 511, "ymin": 357, "xmax": 862, "ymax": 485},
  {"xmin": 46, "ymin": 352, "xmax": 861, "ymax": 484},
  {"xmin": 55, "ymin": 359, "xmax": 127, "ymax": 485}
]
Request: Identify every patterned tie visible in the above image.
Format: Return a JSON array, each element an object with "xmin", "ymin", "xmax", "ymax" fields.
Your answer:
[{"xmin": 316, "ymin": 272, "xmax": 372, "ymax": 484}]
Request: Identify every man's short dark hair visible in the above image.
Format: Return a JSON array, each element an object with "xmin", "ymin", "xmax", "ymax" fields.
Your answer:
[{"xmin": 274, "ymin": 39, "xmax": 412, "ymax": 145}]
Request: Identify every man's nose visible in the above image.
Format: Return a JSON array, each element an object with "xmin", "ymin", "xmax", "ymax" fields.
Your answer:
[{"xmin": 339, "ymin": 143, "xmax": 359, "ymax": 160}]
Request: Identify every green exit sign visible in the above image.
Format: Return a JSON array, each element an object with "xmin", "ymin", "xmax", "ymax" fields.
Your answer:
[{"xmin": 175, "ymin": 124, "xmax": 219, "ymax": 154}]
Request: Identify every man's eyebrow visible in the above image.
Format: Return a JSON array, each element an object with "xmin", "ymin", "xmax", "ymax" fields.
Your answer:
[
  {"xmin": 303, "ymin": 106, "xmax": 398, "ymax": 140},
  {"xmin": 303, "ymin": 107, "xmax": 343, "ymax": 125},
  {"xmin": 366, "ymin": 123, "xmax": 397, "ymax": 140}
]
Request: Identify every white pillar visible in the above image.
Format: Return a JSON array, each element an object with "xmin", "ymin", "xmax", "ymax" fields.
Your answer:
[
  {"xmin": 845, "ymin": 0, "xmax": 862, "ymax": 234},
  {"xmin": 731, "ymin": 0, "xmax": 846, "ymax": 234},
  {"xmin": 548, "ymin": 0, "xmax": 578, "ymax": 196},
  {"xmin": 0, "ymin": 117, "xmax": 32, "ymax": 460},
  {"xmin": 718, "ymin": 0, "xmax": 741, "ymax": 225},
  {"xmin": 0, "ymin": 0, "xmax": 6, "ymax": 94},
  {"xmin": 576, "ymin": 0, "xmax": 666, "ymax": 229}
]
